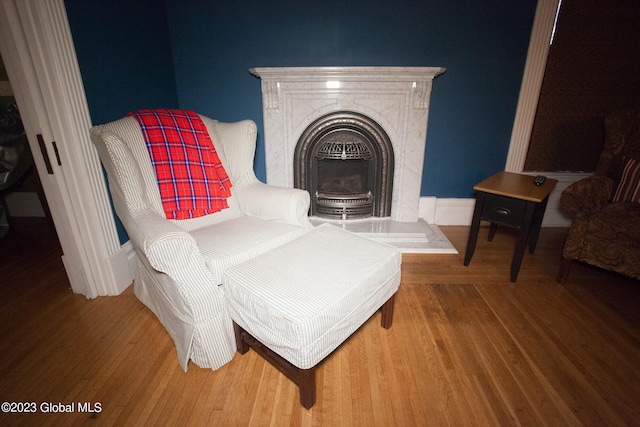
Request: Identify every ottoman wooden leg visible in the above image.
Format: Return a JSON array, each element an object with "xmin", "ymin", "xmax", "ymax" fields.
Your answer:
[
  {"xmin": 232, "ymin": 321, "xmax": 318, "ymax": 409},
  {"xmin": 380, "ymin": 293, "xmax": 396, "ymax": 329},
  {"xmin": 233, "ymin": 321, "xmax": 250, "ymax": 354},
  {"xmin": 299, "ymin": 367, "xmax": 316, "ymax": 409}
]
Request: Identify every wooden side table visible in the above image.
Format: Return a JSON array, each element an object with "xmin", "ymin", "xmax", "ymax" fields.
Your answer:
[{"xmin": 464, "ymin": 171, "xmax": 558, "ymax": 282}]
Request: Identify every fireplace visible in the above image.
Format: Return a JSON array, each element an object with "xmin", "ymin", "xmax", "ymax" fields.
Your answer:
[
  {"xmin": 294, "ymin": 111, "xmax": 394, "ymax": 219},
  {"xmin": 250, "ymin": 67, "xmax": 457, "ymax": 253},
  {"xmin": 250, "ymin": 66, "xmax": 445, "ymax": 222}
]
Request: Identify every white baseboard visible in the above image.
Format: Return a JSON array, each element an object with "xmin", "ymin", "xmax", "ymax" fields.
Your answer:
[
  {"xmin": 106, "ymin": 241, "xmax": 136, "ymax": 295},
  {"xmin": 419, "ymin": 197, "xmax": 476, "ymax": 225},
  {"xmin": 419, "ymin": 172, "xmax": 591, "ymax": 227}
]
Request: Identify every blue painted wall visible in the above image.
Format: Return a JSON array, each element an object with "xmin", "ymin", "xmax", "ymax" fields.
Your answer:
[
  {"xmin": 166, "ymin": 0, "xmax": 537, "ymax": 198},
  {"xmin": 66, "ymin": 0, "xmax": 179, "ymax": 124},
  {"xmin": 66, "ymin": 0, "xmax": 537, "ymax": 242}
]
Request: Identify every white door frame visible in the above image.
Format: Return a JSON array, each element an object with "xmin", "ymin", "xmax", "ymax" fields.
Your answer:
[
  {"xmin": 505, "ymin": 0, "xmax": 560, "ymax": 172},
  {"xmin": 0, "ymin": 0, "xmax": 133, "ymax": 298}
]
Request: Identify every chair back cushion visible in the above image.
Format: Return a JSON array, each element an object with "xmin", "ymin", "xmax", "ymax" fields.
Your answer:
[
  {"xmin": 91, "ymin": 115, "xmax": 246, "ymax": 232},
  {"xmin": 596, "ymin": 109, "xmax": 640, "ymax": 180},
  {"xmin": 612, "ymin": 158, "xmax": 640, "ymax": 203}
]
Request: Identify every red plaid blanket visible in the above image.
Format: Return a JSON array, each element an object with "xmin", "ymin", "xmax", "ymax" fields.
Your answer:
[{"xmin": 128, "ymin": 109, "xmax": 232, "ymax": 219}]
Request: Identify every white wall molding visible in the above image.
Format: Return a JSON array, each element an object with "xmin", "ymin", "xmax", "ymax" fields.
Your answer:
[
  {"xmin": 421, "ymin": 171, "xmax": 589, "ymax": 227},
  {"xmin": 506, "ymin": 0, "xmax": 560, "ymax": 173},
  {"xmin": 0, "ymin": 0, "xmax": 134, "ymax": 297}
]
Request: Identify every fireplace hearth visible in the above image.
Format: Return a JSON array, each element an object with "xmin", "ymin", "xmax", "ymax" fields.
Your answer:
[
  {"xmin": 251, "ymin": 66, "xmax": 457, "ymax": 254},
  {"xmin": 294, "ymin": 111, "xmax": 393, "ymax": 220}
]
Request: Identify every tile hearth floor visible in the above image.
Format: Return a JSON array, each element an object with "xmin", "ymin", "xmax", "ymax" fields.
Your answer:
[{"xmin": 309, "ymin": 217, "xmax": 458, "ymax": 254}]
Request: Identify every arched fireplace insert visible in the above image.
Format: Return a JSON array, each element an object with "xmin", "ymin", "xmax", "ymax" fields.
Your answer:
[{"xmin": 294, "ymin": 111, "xmax": 394, "ymax": 220}]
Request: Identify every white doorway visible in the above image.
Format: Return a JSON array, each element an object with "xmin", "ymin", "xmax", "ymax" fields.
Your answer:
[{"xmin": 0, "ymin": 0, "xmax": 134, "ymax": 298}]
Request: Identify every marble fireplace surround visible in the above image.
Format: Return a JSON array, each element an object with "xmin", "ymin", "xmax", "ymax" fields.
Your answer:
[
  {"xmin": 251, "ymin": 66, "xmax": 456, "ymax": 253},
  {"xmin": 251, "ymin": 66, "xmax": 445, "ymax": 222}
]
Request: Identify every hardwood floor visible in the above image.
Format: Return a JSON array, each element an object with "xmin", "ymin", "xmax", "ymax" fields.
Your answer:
[{"xmin": 1, "ymin": 218, "xmax": 639, "ymax": 426}]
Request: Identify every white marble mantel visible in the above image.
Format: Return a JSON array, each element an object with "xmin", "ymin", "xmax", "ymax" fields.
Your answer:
[{"xmin": 251, "ymin": 66, "xmax": 445, "ymax": 222}]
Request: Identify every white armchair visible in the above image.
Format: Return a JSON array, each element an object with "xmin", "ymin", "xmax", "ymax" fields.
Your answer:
[{"xmin": 90, "ymin": 114, "xmax": 311, "ymax": 371}]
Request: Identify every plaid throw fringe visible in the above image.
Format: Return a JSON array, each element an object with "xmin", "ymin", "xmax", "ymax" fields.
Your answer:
[{"xmin": 128, "ymin": 109, "xmax": 232, "ymax": 219}]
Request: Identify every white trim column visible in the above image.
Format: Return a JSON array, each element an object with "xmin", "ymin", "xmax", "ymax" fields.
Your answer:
[
  {"xmin": 505, "ymin": 0, "xmax": 560, "ymax": 172},
  {"xmin": 0, "ymin": 0, "xmax": 134, "ymax": 297}
]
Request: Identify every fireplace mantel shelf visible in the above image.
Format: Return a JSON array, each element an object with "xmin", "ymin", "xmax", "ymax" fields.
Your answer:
[{"xmin": 250, "ymin": 66, "xmax": 446, "ymax": 82}]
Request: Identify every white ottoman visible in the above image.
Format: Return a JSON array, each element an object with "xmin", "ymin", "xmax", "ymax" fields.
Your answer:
[{"xmin": 223, "ymin": 223, "xmax": 401, "ymax": 409}]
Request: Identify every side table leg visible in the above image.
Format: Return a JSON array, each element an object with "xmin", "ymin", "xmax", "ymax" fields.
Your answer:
[
  {"xmin": 528, "ymin": 196, "xmax": 549, "ymax": 253},
  {"xmin": 511, "ymin": 202, "xmax": 535, "ymax": 282},
  {"xmin": 488, "ymin": 223, "xmax": 498, "ymax": 241},
  {"xmin": 464, "ymin": 194, "xmax": 485, "ymax": 266}
]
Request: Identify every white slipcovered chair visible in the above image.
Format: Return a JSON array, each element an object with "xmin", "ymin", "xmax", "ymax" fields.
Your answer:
[{"xmin": 90, "ymin": 114, "xmax": 311, "ymax": 371}]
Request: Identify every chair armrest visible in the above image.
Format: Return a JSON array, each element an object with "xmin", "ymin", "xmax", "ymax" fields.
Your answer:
[
  {"xmin": 234, "ymin": 181, "xmax": 312, "ymax": 229},
  {"xmin": 126, "ymin": 210, "xmax": 206, "ymax": 275},
  {"xmin": 127, "ymin": 209, "xmax": 226, "ymax": 316},
  {"xmin": 561, "ymin": 175, "xmax": 614, "ymax": 214}
]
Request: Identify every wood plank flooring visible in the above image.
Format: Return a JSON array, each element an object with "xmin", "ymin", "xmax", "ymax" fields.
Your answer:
[{"xmin": 1, "ymin": 218, "xmax": 639, "ymax": 426}]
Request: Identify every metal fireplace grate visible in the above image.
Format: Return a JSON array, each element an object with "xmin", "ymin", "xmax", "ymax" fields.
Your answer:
[
  {"xmin": 294, "ymin": 111, "xmax": 394, "ymax": 220},
  {"xmin": 315, "ymin": 191, "xmax": 374, "ymax": 220}
]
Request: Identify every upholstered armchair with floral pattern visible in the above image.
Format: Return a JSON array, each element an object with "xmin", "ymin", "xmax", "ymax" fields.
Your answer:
[{"xmin": 557, "ymin": 109, "xmax": 640, "ymax": 282}]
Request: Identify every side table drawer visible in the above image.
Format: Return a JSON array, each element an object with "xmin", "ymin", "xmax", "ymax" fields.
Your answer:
[{"xmin": 481, "ymin": 194, "xmax": 527, "ymax": 227}]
